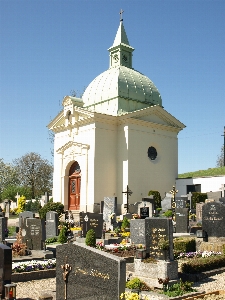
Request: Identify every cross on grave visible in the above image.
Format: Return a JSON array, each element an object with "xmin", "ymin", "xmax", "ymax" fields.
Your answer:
[
  {"xmin": 15, "ymin": 192, "xmax": 20, "ymax": 207},
  {"xmin": 220, "ymin": 184, "xmax": 225, "ymax": 197},
  {"xmin": 187, "ymin": 192, "xmax": 192, "ymax": 210},
  {"xmin": 122, "ymin": 185, "xmax": 132, "ymax": 213},
  {"xmin": 170, "ymin": 185, "xmax": 178, "ymax": 220},
  {"xmin": 170, "ymin": 185, "xmax": 178, "ymax": 208},
  {"xmin": 61, "ymin": 256, "xmax": 72, "ymax": 300},
  {"xmin": 119, "ymin": 9, "xmax": 124, "ymax": 22}
]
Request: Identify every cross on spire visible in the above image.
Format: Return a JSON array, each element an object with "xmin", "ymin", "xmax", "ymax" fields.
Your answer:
[{"xmin": 119, "ymin": 9, "xmax": 124, "ymax": 22}]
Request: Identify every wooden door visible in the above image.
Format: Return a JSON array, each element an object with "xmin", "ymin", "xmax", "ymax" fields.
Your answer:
[{"xmin": 68, "ymin": 162, "xmax": 81, "ymax": 210}]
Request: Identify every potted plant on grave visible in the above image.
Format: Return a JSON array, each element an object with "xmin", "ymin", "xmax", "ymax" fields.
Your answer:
[
  {"xmin": 121, "ymin": 217, "xmax": 130, "ymax": 232},
  {"xmin": 158, "ymin": 238, "xmax": 170, "ymax": 261}
]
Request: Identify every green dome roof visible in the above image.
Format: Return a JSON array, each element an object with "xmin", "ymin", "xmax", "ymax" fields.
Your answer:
[
  {"xmin": 82, "ymin": 65, "xmax": 162, "ymax": 109},
  {"xmin": 82, "ymin": 20, "xmax": 162, "ymax": 115}
]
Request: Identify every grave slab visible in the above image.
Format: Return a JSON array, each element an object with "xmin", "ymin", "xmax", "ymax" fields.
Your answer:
[
  {"xmin": 46, "ymin": 211, "xmax": 58, "ymax": 239},
  {"xmin": 202, "ymin": 202, "xmax": 225, "ymax": 237},
  {"xmin": 56, "ymin": 242, "xmax": 126, "ymax": 300},
  {"xmin": 0, "ymin": 244, "xmax": 12, "ymax": 298}
]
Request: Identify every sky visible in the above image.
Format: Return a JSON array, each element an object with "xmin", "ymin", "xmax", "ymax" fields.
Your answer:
[{"xmin": 0, "ymin": 0, "xmax": 224, "ymax": 174}]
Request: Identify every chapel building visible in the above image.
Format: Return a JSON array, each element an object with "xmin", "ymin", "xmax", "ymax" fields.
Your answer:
[{"xmin": 48, "ymin": 18, "xmax": 185, "ymax": 214}]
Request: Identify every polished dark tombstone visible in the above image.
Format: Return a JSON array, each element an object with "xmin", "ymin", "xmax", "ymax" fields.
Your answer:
[
  {"xmin": 0, "ymin": 244, "xmax": 12, "ymax": 298},
  {"xmin": 219, "ymin": 197, "xmax": 225, "ymax": 205},
  {"xmin": 175, "ymin": 197, "xmax": 187, "ymax": 209},
  {"xmin": 0, "ymin": 217, "xmax": 5, "ymax": 242},
  {"xmin": 56, "ymin": 242, "xmax": 126, "ymax": 300},
  {"xmin": 21, "ymin": 218, "xmax": 46, "ymax": 250},
  {"xmin": 19, "ymin": 211, "xmax": 35, "ymax": 227},
  {"xmin": 0, "ymin": 212, "xmax": 6, "ymax": 237},
  {"xmin": 140, "ymin": 207, "xmax": 149, "ymax": 219},
  {"xmin": 202, "ymin": 202, "xmax": 225, "ymax": 237},
  {"xmin": 46, "ymin": 211, "xmax": 58, "ymax": 239},
  {"xmin": 130, "ymin": 217, "xmax": 173, "ymax": 260},
  {"xmin": 80, "ymin": 212, "xmax": 103, "ymax": 238},
  {"xmin": 175, "ymin": 208, "xmax": 189, "ymax": 233}
]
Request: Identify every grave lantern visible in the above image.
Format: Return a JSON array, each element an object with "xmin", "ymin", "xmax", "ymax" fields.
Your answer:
[{"xmin": 4, "ymin": 283, "xmax": 17, "ymax": 300}]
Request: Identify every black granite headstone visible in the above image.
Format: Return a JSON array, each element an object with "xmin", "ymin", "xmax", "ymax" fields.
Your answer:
[
  {"xmin": 202, "ymin": 202, "xmax": 225, "ymax": 237},
  {"xmin": 21, "ymin": 218, "xmax": 46, "ymax": 250},
  {"xmin": 219, "ymin": 197, "xmax": 225, "ymax": 205},
  {"xmin": 46, "ymin": 211, "xmax": 58, "ymax": 239},
  {"xmin": 140, "ymin": 207, "xmax": 149, "ymax": 219},
  {"xmin": 19, "ymin": 211, "xmax": 35, "ymax": 227},
  {"xmin": 130, "ymin": 217, "xmax": 173, "ymax": 260},
  {"xmin": 56, "ymin": 242, "xmax": 126, "ymax": 300},
  {"xmin": 0, "ymin": 217, "xmax": 6, "ymax": 242},
  {"xmin": 0, "ymin": 244, "xmax": 12, "ymax": 298},
  {"xmin": 175, "ymin": 197, "xmax": 187, "ymax": 209},
  {"xmin": 80, "ymin": 212, "xmax": 103, "ymax": 238},
  {"xmin": 175, "ymin": 208, "xmax": 189, "ymax": 233}
]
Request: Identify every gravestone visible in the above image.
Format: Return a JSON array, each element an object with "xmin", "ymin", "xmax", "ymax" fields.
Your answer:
[
  {"xmin": 46, "ymin": 211, "xmax": 59, "ymax": 239},
  {"xmin": 175, "ymin": 196, "xmax": 187, "ymax": 209},
  {"xmin": 207, "ymin": 191, "xmax": 222, "ymax": 202},
  {"xmin": 175, "ymin": 208, "xmax": 189, "ymax": 233},
  {"xmin": 4, "ymin": 200, "xmax": 10, "ymax": 218},
  {"xmin": 0, "ymin": 217, "xmax": 6, "ymax": 242},
  {"xmin": 196, "ymin": 202, "xmax": 204, "ymax": 222},
  {"xmin": 142, "ymin": 196, "xmax": 155, "ymax": 210},
  {"xmin": 21, "ymin": 218, "xmax": 46, "ymax": 250},
  {"xmin": 80, "ymin": 212, "xmax": 103, "ymax": 238},
  {"xmin": 202, "ymin": 202, "xmax": 225, "ymax": 237},
  {"xmin": 130, "ymin": 217, "xmax": 173, "ymax": 260},
  {"xmin": 0, "ymin": 244, "xmax": 12, "ymax": 299},
  {"xmin": 161, "ymin": 193, "xmax": 172, "ymax": 211},
  {"xmin": 19, "ymin": 211, "xmax": 35, "ymax": 227},
  {"xmin": 56, "ymin": 242, "xmax": 126, "ymax": 300},
  {"xmin": 140, "ymin": 207, "xmax": 149, "ymax": 219},
  {"xmin": 103, "ymin": 197, "xmax": 117, "ymax": 223},
  {"xmin": 219, "ymin": 197, "xmax": 225, "ymax": 205},
  {"xmin": 220, "ymin": 184, "xmax": 225, "ymax": 197}
]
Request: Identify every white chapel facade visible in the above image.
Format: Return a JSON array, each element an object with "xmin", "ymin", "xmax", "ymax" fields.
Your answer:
[{"xmin": 48, "ymin": 19, "xmax": 185, "ymax": 213}]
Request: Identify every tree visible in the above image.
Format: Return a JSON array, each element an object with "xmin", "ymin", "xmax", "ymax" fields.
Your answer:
[
  {"xmin": 13, "ymin": 152, "xmax": 53, "ymax": 199},
  {"xmin": 0, "ymin": 159, "xmax": 19, "ymax": 201},
  {"xmin": 1, "ymin": 185, "xmax": 32, "ymax": 202},
  {"xmin": 216, "ymin": 145, "xmax": 225, "ymax": 167},
  {"xmin": 148, "ymin": 190, "xmax": 161, "ymax": 209}
]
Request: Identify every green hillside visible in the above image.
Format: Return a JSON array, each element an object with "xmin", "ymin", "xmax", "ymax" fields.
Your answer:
[{"xmin": 178, "ymin": 166, "xmax": 225, "ymax": 178}]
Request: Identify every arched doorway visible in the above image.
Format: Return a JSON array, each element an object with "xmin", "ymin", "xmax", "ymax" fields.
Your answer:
[{"xmin": 68, "ymin": 161, "xmax": 81, "ymax": 210}]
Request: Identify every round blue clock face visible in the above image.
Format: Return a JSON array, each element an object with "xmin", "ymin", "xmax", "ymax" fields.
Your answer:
[{"xmin": 148, "ymin": 146, "xmax": 157, "ymax": 160}]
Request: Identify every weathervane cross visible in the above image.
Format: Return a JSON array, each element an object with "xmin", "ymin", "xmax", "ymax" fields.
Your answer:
[{"xmin": 120, "ymin": 9, "xmax": 124, "ymax": 22}]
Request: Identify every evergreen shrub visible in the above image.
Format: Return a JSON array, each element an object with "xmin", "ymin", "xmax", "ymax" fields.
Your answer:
[
  {"xmin": 39, "ymin": 199, "xmax": 64, "ymax": 219},
  {"xmin": 181, "ymin": 255, "xmax": 225, "ymax": 273},
  {"xmin": 85, "ymin": 229, "xmax": 96, "ymax": 247}
]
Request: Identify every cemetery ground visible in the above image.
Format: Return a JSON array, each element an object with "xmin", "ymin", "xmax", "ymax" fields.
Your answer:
[{"xmin": 5, "ymin": 218, "xmax": 225, "ymax": 300}]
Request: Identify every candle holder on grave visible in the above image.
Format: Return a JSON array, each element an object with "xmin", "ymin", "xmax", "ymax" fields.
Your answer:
[
  {"xmin": 135, "ymin": 249, "xmax": 146, "ymax": 259},
  {"xmin": 4, "ymin": 284, "xmax": 17, "ymax": 300}
]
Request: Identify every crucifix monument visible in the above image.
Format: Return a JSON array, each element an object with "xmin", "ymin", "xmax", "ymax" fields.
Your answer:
[{"xmin": 122, "ymin": 185, "xmax": 133, "ymax": 213}]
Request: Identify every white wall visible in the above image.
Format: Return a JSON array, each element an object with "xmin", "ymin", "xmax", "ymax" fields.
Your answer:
[{"xmin": 176, "ymin": 176, "xmax": 225, "ymax": 196}]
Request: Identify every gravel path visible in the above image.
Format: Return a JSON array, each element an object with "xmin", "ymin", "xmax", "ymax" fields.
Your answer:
[{"xmin": 15, "ymin": 271, "xmax": 225, "ymax": 300}]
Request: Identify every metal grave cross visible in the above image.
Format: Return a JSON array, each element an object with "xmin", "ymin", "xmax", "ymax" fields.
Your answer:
[
  {"xmin": 122, "ymin": 185, "xmax": 133, "ymax": 213},
  {"xmin": 61, "ymin": 256, "xmax": 72, "ymax": 300}
]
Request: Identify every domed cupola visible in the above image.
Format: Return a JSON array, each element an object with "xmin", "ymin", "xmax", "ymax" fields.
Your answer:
[{"xmin": 82, "ymin": 18, "xmax": 162, "ymax": 116}]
